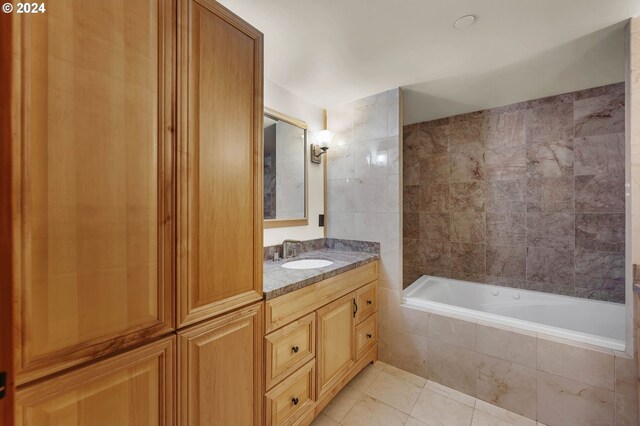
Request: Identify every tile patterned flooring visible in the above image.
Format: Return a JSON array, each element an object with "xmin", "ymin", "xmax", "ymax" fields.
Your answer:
[{"xmin": 312, "ymin": 361, "xmax": 548, "ymax": 426}]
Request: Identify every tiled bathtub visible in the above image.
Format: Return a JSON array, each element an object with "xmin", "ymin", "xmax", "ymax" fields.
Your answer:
[{"xmin": 378, "ymin": 286, "xmax": 638, "ymax": 425}]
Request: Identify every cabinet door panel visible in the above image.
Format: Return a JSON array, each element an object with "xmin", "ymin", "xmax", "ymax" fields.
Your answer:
[
  {"xmin": 178, "ymin": 302, "xmax": 263, "ymax": 425},
  {"xmin": 15, "ymin": 337, "xmax": 175, "ymax": 426},
  {"xmin": 12, "ymin": 0, "xmax": 175, "ymax": 384},
  {"xmin": 316, "ymin": 293, "xmax": 356, "ymax": 397},
  {"xmin": 177, "ymin": 0, "xmax": 263, "ymax": 327}
]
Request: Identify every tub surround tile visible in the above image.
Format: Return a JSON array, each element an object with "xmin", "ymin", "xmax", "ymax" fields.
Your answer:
[
  {"xmin": 526, "ymin": 212, "xmax": 575, "ymax": 250},
  {"xmin": 450, "ymin": 212, "xmax": 485, "ymax": 243},
  {"xmin": 486, "ymin": 245, "xmax": 527, "ymax": 280},
  {"xmin": 428, "ymin": 313, "xmax": 477, "ymax": 351},
  {"xmin": 476, "ymin": 324, "xmax": 537, "ymax": 368},
  {"xmin": 615, "ymin": 392, "xmax": 639, "ymax": 426},
  {"xmin": 575, "ymin": 213, "xmax": 625, "ymax": 253},
  {"xmin": 451, "ymin": 243, "xmax": 486, "ymax": 276},
  {"xmin": 574, "ymin": 93, "xmax": 625, "ymax": 137},
  {"xmin": 403, "ymin": 82, "xmax": 625, "ymax": 302},
  {"xmin": 574, "ymin": 133, "xmax": 625, "ymax": 179},
  {"xmin": 382, "ymin": 363, "xmax": 428, "ymax": 388},
  {"xmin": 426, "ymin": 338, "xmax": 477, "ymax": 396},
  {"xmin": 536, "ymin": 371, "xmax": 615, "ymax": 426},
  {"xmin": 575, "ymin": 175, "xmax": 625, "ymax": 213},
  {"xmin": 574, "ymin": 250, "xmax": 625, "ymax": 303},
  {"xmin": 537, "ymin": 338, "xmax": 615, "ymax": 391},
  {"xmin": 486, "ymin": 180, "xmax": 527, "ymax": 213},
  {"xmin": 450, "ymin": 182, "xmax": 486, "ymax": 212},
  {"xmin": 614, "ymin": 355, "xmax": 638, "ymax": 397},
  {"xmin": 476, "ymin": 354, "xmax": 537, "ymax": 420},
  {"xmin": 378, "ymin": 328, "xmax": 429, "ymax": 379},
  {"xmin": 404, "ymin": 212, "xmax": 420, "ymax": 240},
  {"xmin": 526, "ymin": 247, "xmax": 574, "ymax": 286},
  {"xmin": 486, "ymin": 213, "xmax": 527, "ymax": 246},
  {"xmin": 526, "ymin": 177, "xmax": 574, "ymax": 212}
]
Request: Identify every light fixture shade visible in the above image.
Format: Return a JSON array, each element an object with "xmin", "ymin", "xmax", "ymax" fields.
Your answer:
[{"xmin": 317, "ymin": 129, "xmax": 334, "ymax": 146}]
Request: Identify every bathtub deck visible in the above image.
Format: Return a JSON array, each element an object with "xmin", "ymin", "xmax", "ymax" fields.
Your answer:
[{"xmin": 312, "ymin": 361, "xmax": 546, "ymax": 426}]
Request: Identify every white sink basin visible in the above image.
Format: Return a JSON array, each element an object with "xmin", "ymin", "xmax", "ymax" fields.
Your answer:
[{"xmin": 282, "ymin": 259, "xmax": 334, "ymax": 270}]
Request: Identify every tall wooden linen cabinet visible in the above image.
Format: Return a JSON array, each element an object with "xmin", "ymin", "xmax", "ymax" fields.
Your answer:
[{"xmin": 0, "ymin": 0, "xmax": 264, "ymax": 425}]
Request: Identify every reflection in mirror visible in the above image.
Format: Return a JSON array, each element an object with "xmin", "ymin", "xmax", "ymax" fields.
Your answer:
[{"xmin": 263, "ymin": 110, "xmax": 307, "ymax": 223}]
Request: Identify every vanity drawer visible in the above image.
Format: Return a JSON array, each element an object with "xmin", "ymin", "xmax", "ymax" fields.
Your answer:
[
  {"xmin": 266, "ymin": 313, "xmax": 316, "ymax": 390},
  {"xmin": 355, "ymin": 313, "xmax": 377, "ymax": 360},
  {"xmin": 266, "ymin": 359, "xmax": 315, "ymax": 426},
  {"xmin": 355, "ymin": 281, "xmax": 377, "ymax": 324}
]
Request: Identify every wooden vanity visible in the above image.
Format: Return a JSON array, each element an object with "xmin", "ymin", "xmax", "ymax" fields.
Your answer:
[{"xmin": 263, "ymin": 261, "xmax": 379, "ymax": 425}]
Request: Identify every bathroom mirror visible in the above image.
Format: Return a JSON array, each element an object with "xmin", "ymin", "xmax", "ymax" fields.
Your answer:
[{"xmin": 263, "ymin": 108, "xmax": 308, "ymax": 228}]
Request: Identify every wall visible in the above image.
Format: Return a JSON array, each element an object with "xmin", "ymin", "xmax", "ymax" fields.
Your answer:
[
  {"xmin": 403, "ymin": 83, "xmax": 626, "ymax": 303},
  {"xmin": 264, "ymin": 80, "xmax": 325, "ymax": 246},
  {"xmin": 326, "ymin": 89, "xmax": 401, "ymax": 291}
]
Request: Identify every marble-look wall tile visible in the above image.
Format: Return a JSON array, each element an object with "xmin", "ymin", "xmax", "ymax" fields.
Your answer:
[
  {"xmin": 403, "ymin": 213, "xmax": 419, "ymax": 240},
  {"xmin": 527, "ymin": 212, "xmax": 575, "ymax": 250},
  {"xmin": 402, "ymin": 83, "xmax": 625, "ymax": 301},
  {"xmin": 476, "ymin": 323, "xmax": 536, "ymax": 367},
  {"xmin": 327, "ymin": 179, "xmax": 355, "ymax": 212},
  {"xmin": 485, "ymin": 180, "xmax": 527, "ymax": 213},
  {"xmin": 526, "ymin": 177, "xmax": 574, "ymax": 212},
  {"xmin": 419, "ymin": 213, "xmax": 450, "ymax": 242},
  {"xmin": 574, "ymin": 133, "xmax": 625, "ymax": 179},
  {"xmin": 419, "ymin": 184, "xmax": 449, "ymax": 212},
  {"xmin": 526, "ymin": 139, "xmax": 574, "ymax": 178},
  {"xmin": 526, "ymin": 247, "xmax": 574, "ymax": 286},
  {"xmin": 354, "ymin": 92, "xmax": 388, "ymax": 142},
  {"xmin": 427, "ymin": 313, "xmax": 477, "ymax": 350},
  {"xmin": 486, "ymin": 213, "xmax": 526, "ymax": 246},
  {"xmin": 575, "ymin": 175, "xmax": 625, "ymax": 213},
  {"xmin": 355, "ymin": 177, "xmax": 388, "ymax": 213},
  {"xmin": 354, "ymin": 138, "xmax": 389, "ymax": 178},
  {"xmin": 450, "ymin": 182, "xmax": 485, "ymax": 212},
  {"xmin": 537, "ymin": 371, "xmax": 615, "ymax": 426},
  {"xmin": 574, "ymin": 92, "xmax": 625, "ymax": 137},
  {"xmin": 450, "ymin": 212, "xmax": 485, "ymax": 243},
  {"xmin": 574, "ymin": 250, "xmax": 625, "ymax": 303},
  {"xmin": 404, "ymin": 185, "xmax": 419, "ymax": 212},
  {"xmin": 451, "ymin": 243, "xmax": 486, "ymax": 275},
  {"xmin": 614, "ymin": 355, "xmax": 638, "ymax": 397},
  {"xmin": 421, "ymin": 240, "xmax": 452, "ymax": 272},
  {"xmin": 327, "ymin": 142, "xmax": 355, "ymax": 181},
  {"xmin": 575, "ymin": 213, "xmax": 625, "ymax": 252},
  {"xmin": 486, "ymin": 245, "xmax": 526, "ymax": 280},
  {"xmin": 476, "ymin": 353, "xmax": 537, "ymax": 420},
  {"xmin": 426, "ymin": 338, "xmax": 477, "ymax": 396}
]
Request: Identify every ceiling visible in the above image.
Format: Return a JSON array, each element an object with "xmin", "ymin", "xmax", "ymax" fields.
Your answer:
[{"xmin": 218, "ymin": 0, "xmax": 639, "ymax": 123}]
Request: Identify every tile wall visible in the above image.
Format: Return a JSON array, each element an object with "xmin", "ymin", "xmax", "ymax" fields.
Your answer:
[
  {"xmin": 326, "ymin": 89, "xmax": 401, "ymax": 291},
  {"xmin": 403, "ymin": 83, "xmax": 626, "ymax": 302}
]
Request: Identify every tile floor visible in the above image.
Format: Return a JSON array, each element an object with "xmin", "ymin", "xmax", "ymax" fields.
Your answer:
[{"xmin": 312, "ymin": 361, "xmax": 549, "ymax": 426}]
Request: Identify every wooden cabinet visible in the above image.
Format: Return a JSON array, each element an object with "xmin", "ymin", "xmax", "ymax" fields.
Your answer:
[
  {"xmin": 264, "ymin": 262, "xmax": 379, "ymax": 424},
  {"xmin": 15, "ymin": 337, "xmax": 175, "ymax": 426},
  {"xmin": 178, "ymin": 302, "xmax": 263, "ymax": 426},
  {"xmin": 316, "ymin": 293, "xmax": 356, "ymax": 397},
  {"xmin": 177, "ymin": 0, "xmax": 264, "ymax": 328},
  {"xmin": 10, "ymin": 0, "xmax": 176, "ymax": 384}
]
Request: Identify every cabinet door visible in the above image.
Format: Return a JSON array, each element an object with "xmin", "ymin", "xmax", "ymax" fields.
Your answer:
[
  {"xmin": 178, "ymin": 302, "xmax": 263, "ymax": 425},
  {"xmin": 177, "ymin": 0, "xmax": 264, "ymax": 327},
  {"xmin": 316, "ymin": 293, "xmax": 356, "ymax": 397},
  {"xmin": 15, "ymin": 337, "xmax": 175, "ymax": 426},
  {"xmin": 11, "ymin": 0, "xmax": 176, "ymax": 384}
]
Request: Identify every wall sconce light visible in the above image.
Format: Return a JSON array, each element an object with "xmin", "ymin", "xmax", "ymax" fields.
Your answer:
[{"xmin": 311, "ymin": 129, "xmax": 333, "ymax": 164}]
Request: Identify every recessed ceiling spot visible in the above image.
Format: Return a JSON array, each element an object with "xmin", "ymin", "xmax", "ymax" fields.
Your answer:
[{"xmin": 454, "ymin": 15, "xmax": 476, "ymax": 29}]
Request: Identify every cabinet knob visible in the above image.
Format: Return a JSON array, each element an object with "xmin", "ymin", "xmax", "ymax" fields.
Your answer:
[
  {"xmin": 292, "ymin": 397, "xmax": 299, "ymax": 405},
  {"xmin": 291, "ymin": 346, "xmax": 299, "ymax": 353},
  {"xmin": 366, "ymin": 300, "xmax": 372, "ymax": 305},
  {"xmin": 367, "ymin": 333, "xmax": 372, "ymax": 339}
]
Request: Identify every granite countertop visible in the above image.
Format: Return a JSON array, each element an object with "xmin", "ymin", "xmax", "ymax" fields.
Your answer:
[{"xmin": 263, "ymin": 248, "xmax": 379, "ymax": 300}]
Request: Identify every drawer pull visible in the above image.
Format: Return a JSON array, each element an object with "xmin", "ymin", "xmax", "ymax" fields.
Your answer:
[
  {"xmin": 367, "ymin": 300, "xmax": 372, "ymax": 305},
  {"xmin": 366, "ymin": 333, "xmax": 372, "ymax": 339},
  {"xmin": 291, "ymin": 346, "xmax": 299, "ymax": 353},
  {"xmin": 292, "ymin": 397, "xmax": 299, "ymax": 405}
]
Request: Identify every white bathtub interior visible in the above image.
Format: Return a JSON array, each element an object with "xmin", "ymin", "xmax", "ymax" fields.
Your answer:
[{"xmin": 403, "ymin": 275, "xmax": 626, "ymax": 351}]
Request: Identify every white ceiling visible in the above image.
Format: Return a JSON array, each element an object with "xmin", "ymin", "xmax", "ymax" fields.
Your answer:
[{"xmin": 218, "ymin": 0, "xmax": 639, "ymax": 123}]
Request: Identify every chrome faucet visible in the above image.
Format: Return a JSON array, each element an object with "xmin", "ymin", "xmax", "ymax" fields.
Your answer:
[{"xmin": 282, "ymin": 239, "xmax": 301, "ymax": 259}]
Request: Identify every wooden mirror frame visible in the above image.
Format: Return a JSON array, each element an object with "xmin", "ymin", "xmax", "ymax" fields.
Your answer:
[{"xmin": 263, "ymin": 107, "xmax": 309, "ymax": 228}]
